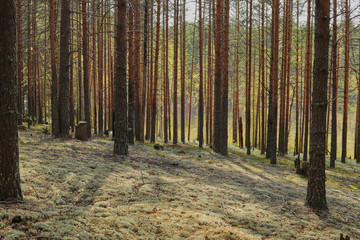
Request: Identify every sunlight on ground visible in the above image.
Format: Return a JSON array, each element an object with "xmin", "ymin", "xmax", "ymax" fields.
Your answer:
[{"xmin": 0, "ymin": 126, "xmax": 359, "ymax": 239}]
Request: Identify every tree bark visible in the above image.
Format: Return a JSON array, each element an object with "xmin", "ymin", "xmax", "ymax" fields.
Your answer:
[
  {"xmin": 83, "ymin": 0, "xmax": 91, "ymax": 138},
  {"xmin": 306, "ymin": 0, "xmax": 330, "ymax": 210},
  {"xmin": 151, "ymin": 0, "xmax": 161, "ymax": 143},
  {"xmin": 266, "ymin": 0, "xmax": 280, "ymax": 164},
  {"xmin": 198, "ymin": 0, "xmax": 204, "ymax": 147},
  {"xmin": 0, "ymin": 0, "xmax": 23, "ymax": 201},
  {"xmin": 330, "ymin": 0, "xmax": 337, "ymax": 167},
  {"xmin": 114, "ymin": 0, "xmax": 128, "ymax": 155},
  {"xmin": 59, "ymin": 0, "xmax": 70, "ymax": 137},
  {"xmin": 341, "ymin": 0, "xmax": 350, "ymax": 163}
]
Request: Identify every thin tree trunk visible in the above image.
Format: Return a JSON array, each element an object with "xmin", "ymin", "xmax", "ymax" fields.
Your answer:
[
  {"xmin": 246, "ymin": 0, "xmax": 253, "ymax": 155},
  {"xmin": 198, "ymin": 0, "xmax": 204, "ymax": 147},
  {"xmin": 173, "ymin": 0, "xmax": 179, "ymax": 144},
  {"xmin": 341, "ymin": 0, "xmax": 350, "ymax": 163},
  {"xmin": 181, "ymin": 0, "xmax": 186, "ymax": 144},
  {"xmin": 83, "ymin": 0, "xmax": 91, "ymax": 138}
]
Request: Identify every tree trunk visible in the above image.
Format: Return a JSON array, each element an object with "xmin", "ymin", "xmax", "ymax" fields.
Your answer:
[
  {"xmin": 181, "ymin": 0, "xmax": 186, "ymax": 144},
  {"xmin": 330, "ymin": 0, "xmax": 337, "ymax": 167},
  {"xmin": 114, "ymin": 0, "xmax": 128, "ymax": 155},
  {"xmin": 0, "ymin": 0, "xmax": 23, "ymax": 201},
  {"xmin": 173, "ymin": 0, "xmax": 179, "ymax": 144},
  {"xmin": 83, "ymin": 0, "xmax": 91, "ymax": 138},
  {"xmin": 59, "ymin": 0, "xmax": 70, "ymax": 137},
  {"xmin": 16, "ymin": 0, "xmax": 23, "ymax": 125},
  {"xmin": 50, "ymin": 0, "xmax": 59, "ymax": 137},
  {"xmin": 266, "ymin": 0, "xmax": 280, "ymax": 164},
  {"xmin": 341, "ymin": 0, "xmax": 350, "ymax": 163},
  {"xmin": 306, "ymin": 0, "xmax": 330, "ymax": 210},
  {"xmin": 128, "ymin": 8, "xmax": 135, "ymax": 144},
  {"xmin": 213, "ymin": 0, "xmax": 224, "ymax": 154},
  {"xmin": 198, "ymin": 0, "xmax": 204, "ymax": 147},
  {"xmin": 134, "ymin": 0, "xmax": 142, "ymax": 142},
  {"xmin": 246, "ymin": 0, "xmax": 253, "ymax": 155},
  {"xmin": 151, "ymin": 0, "xmax": 161, "ymax": 143}
]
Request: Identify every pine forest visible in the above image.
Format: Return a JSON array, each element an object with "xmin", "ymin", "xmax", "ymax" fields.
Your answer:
[{"xmin": 0, "ymin": 0, "xmax": 360, "ymax": 238}]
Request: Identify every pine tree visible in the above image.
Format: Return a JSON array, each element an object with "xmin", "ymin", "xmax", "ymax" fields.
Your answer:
[
  {"xmin": 59, "ymin": 0, "xmax": 71, "ymax": 137},
  {"xmin": 114, "ymin": 0, "xmax": 128, "ymax": 155},
  {"xmin": 0, "ymin": 0, "xmax": 23, "ymax": 201},
  {"xmin": 306, "ymin": 0, "xmax": 330, "ymax": 210}
]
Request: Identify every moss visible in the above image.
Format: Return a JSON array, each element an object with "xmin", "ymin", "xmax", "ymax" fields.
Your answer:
[
  {"xmin": 32, "ymin": 221, "xmax": 55, "ymax": 232},
  {"xmin": 1, "ymin": 229, "xmax": 26, "ymax": 240},
  {"xmin": 2, "ymin": 128, "xmax": 359, "ymax": 240}
]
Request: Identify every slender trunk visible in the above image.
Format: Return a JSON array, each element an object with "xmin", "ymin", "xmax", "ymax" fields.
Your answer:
[
  {"xmin": 173, "ymin": 0, "xmax": 179, "ymax": 144},
  {"xmin": 181, "ymin": 0, "xmax": 186, "ymax": 143},
  {"xmin": 246, "ymin": 0, "xmax": 253, "ymax": 155},
  {"xmin": 198, "ymin": 0, "xmax": 204, "ymax": 147},
  {"xmin": 83, "ymin": 0, "xmax": 91, "ymax": 138},
  {"xmin": 341, "ymin": 0, "xmax": 350, "ymax": 163}
]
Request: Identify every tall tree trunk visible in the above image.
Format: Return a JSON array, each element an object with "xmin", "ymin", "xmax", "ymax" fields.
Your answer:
[
  {"xmin": 355, "ymin": 46, "xmax": 360, "ymax": 164},
  {"xmin": 181, "ymin": 0, "xmax": 186, "ymax": 144},
  {"xmin": 163, "ymin": 0, "xmax": 168, "ymax": 142},
  {"xmin": 213, "ymin": 0, "xmax": 223, "ymax": 154},
  {"xmin": 92, "ymin": 0, "xmax": 97, "ymax": 134},
  {"xmin": 260, "ymin": 0, "xmax": 266, "ymax": 154},
  {"xmin": 294, "ymin": 0, "xmax": 300, "ymax": 155},
  {"xmin": 98, "ymin": 0, "xmax": 104, "ymax": 135},
  {"xmin": 266, "ymin": 0, "xmax": 280, "ymax": 164},
  {"xmin": 306, "ymin": 0, "xmax": 330, "ymax": 210},
  {"xmin": 221, "ymin": 0, "xmax": 230, "ymax": 153},
  {"xmin": 213, "ymin": 0, "xmax": 228, "ymax": 155},
  {"xmin": 50, "ymin": 0, "xmax": 59, "ymax": 137},
  {"xmin": 187, "ymin": 0, "xmax": 197, "ymax": 141},
  {"xmin": 16, "ymin": 0, "xmax": 23, "ymax": 125},
  {"xmin": 330, "ymin": 0, "xmax": 337, "ymax": 167},
  {"xmin": 173, "ymin": 0, "xmax": 179, "ymax": 144},
  {"xmin": 141, "ymin": 0, "xmax": 149, "ymax": 142},
  {"xmin": 59, "ymin": 0, "xmax": 70, "ymax": 137},
  {"xmin": 0, "ymin": 0, "xmax": 23, "ymax": 201},
  {"xmin": 151, "ymin": 0, "xmax": 161, "ymax": 143},
  {"xmin": 114, "ymin": 0, "xmax": 128, "ymax": 155},
  {"xmin": 83, "ymin": 0, "xmax": 91, "ymax": 138},
  {"xmin": 134, "ymin": 0, "xmax": 141, "ymax": 141},
  {"xmin": 341, "ymin": 0, "xmax": 350, "ymax": 163},
  {"xmin": 198, "ymin": 0, "xmax": 204, "ymax": 147},
  {"xmin": 246, "ymin": 0, "xmax": 253, "ymax": 155},
  {"xmin": 128, "ymin": 8, "xmax": 135, "ymax": 144}
]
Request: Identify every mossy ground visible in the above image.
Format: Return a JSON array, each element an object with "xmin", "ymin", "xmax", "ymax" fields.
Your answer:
[{"xmin": 1, "ymin": 126, "xmax": 359, "ymax": 239}]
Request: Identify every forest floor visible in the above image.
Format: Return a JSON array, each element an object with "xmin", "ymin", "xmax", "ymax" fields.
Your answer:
[{"xmin": 1, "ymin": 126, "xmax": 360, "ymax": 240}]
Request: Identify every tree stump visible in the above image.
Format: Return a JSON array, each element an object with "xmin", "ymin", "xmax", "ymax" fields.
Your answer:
[
  {"xmin": 75, "ymin": 121, "xmax": 88, "ymax": 141},
  {"xmin": 294, "ymin": 156, "xmax": 308, "ymax": 176}
]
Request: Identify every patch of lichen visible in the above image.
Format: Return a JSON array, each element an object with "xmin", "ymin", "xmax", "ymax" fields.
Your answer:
[{"xmin": 1, "ymin": 127, "xmax": 359, "ymax": 239}]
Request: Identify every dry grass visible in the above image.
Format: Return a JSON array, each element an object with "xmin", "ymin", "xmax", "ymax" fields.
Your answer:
[{"xmin": 0, "ymin": 126, "xmax": 359, "ymax": 239}]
